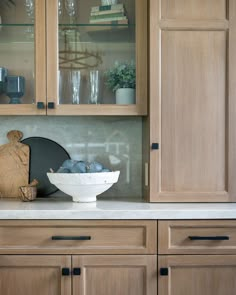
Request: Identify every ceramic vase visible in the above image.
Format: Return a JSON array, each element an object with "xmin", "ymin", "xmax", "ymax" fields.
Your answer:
[{"xmin": 115, "ymin": 88, "xmax": 135, "ymax": 104}]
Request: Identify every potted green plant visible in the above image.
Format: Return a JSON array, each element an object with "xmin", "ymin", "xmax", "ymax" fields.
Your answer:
[{"xmin": 105, "ymin": 61, "xmax": 136, "ymax": 104}]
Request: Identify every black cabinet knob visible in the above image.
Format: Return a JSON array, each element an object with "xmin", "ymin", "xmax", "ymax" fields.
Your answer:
[
  {"xmin": 37, "ymin": 102, "xmax": 45, "ymax": 109},
  {"xmin": 151, "ymin": 143, "xmax": 159, "ymax": 150},
  {"xmin": 48, "ymin": 102, "xmax": 55, "ymax": 109},
  {"xmin": 62, "ymin": 268, "xmax": 70, "ymax": 276},
  {"xmin": 160, "ymin": 268, "xmax": 168, "ymax": 276},
  {"xmin": 73, "ymin": 268, "xmax": 81, "ymax": 276}
]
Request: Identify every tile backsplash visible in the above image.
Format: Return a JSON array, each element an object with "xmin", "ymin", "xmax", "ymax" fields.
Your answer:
[{"xmin": 0, "ymin": 116, "xmax": 143, "ymax": 199}]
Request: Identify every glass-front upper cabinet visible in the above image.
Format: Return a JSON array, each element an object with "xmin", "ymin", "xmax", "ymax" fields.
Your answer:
[
  {"xmin": 0, "ymin": 0, "xmax": 147, "ymax": 116},
  {"xmin": 0, "ymin": 0, "xmax": 46, "ymax": 115},
  {"xmin": 46, "ymin": 0, "xmax": 147, "ymax": 115}
]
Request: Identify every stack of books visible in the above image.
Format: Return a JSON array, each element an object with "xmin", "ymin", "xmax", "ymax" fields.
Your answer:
[{"xmin": 89, "ymin": 3, "xmax": 128, "ymax": 25}]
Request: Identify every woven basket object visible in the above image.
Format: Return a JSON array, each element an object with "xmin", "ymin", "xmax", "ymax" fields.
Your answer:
[{"xmin": 19, "ymin": 186, "xmax": 37, "ymax": 202}]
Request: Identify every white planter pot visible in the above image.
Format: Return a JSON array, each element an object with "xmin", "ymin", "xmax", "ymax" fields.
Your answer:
[{"xmin": 115, "ymin": 88, "xmax": 135, "ymax": 105}]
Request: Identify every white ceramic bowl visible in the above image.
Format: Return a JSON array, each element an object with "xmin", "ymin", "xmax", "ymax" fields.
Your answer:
[{"xmin": 47, "ymin": 171, "xmax": 120, "ymax": 202}]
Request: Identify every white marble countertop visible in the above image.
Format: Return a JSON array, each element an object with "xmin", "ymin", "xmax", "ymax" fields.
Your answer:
[{"xmin": 0, "ymin": 197, "xmax": 236, "ymax": 219}]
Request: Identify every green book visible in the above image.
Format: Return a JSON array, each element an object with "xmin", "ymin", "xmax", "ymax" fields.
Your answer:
[{"xmin": 91, "ymin": 3, "xmax": 124, "ymax": 13}]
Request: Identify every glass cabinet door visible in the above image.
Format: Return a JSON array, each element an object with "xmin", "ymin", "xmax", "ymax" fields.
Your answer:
[
  {"xmin": 46, "ymin": 0, "xmax": 147, "ymax": 115},
  {"xmin": 0, "ymin": 0, "xmax": 46, "ymax": 115}
]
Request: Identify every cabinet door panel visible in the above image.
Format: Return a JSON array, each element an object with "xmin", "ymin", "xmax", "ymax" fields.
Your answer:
[
  {"xmin": 73, "ymin": 255, "xmax": 157, "ymax": 295},
  {"xmin": 0, "ymin": 255, "xmax": 71, "ymax": 295},
  {"xmin": 46, "ymin": 0, "xmax": 147, "ymax": 115},
  {"xmin": 159, "ymin": 255, "xmax": 236, "ymax": 295},
  {"xmin": 161, "ymin": 0, "xmax": 227, "ymax": 20},
  {"xmin": 161, "ymin": 31, "xmax": 226, "ymax": 193},
  {"xmin": 0, "ymin": 0, "xmax": 46, "ymax": 115},
  {"xmin": 149, "ymin": 0, "xmax": 236, "ymax": 202}
]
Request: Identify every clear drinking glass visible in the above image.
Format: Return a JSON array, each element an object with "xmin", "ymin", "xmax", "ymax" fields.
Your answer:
[
  {"xmin": 25, "ymin": 0, "xmax": 35, "ymax": 37},
  {"xmin": 70, "ymin": 70, "xmax": 81, "ymax": 104},
  {"xmin": 89, "ymin": 70, "xmax": 100, "ymax": 104}
]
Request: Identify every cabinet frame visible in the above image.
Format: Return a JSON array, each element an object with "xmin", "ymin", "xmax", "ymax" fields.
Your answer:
[
  {"xmin": 148, "ymin": 0, "xmax": 236, "ymax": 202},
  {"xmin": 46, "ymin": 0, "xmax": 148, "ymax": 116},
  {"xmin": 0, "ymin": 0, "xmax": 47, "ymax": 116},
  {"xmin": 158, "ymin": 254, "xmax": 236, "ymax": 295}
]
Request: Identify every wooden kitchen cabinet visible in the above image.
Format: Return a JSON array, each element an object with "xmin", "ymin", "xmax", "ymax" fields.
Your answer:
[
  {"xmin": 73, "ymin": 255, "xmax": 157, "ymax": 295},
  {"xmin": 0, "ymin": 255, "xmax": 71, "ymax": 295},
  {"xmin": 0, "ymin": 0, "xmax": 147, "ymax": 116},
  {"xmin": 0, "ymin": 220, "xmax": 157, "ymax": 295},
  {"xmin": 148, "ymin": 0, "xmax": 236, "ymax": 202},
  {"xmin": 158, "ymin": 255, "xmax": 236, "ymax": 295},
  {"xmin": 0, "ymin": 254, "xmax": 156, "ymax": 295},
  {"xmin": 158, "ymin": 220, "xmax": 236, "ymax": 295}
]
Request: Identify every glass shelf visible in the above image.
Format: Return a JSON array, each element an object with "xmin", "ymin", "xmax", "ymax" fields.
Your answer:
[
  {"xmin": 0, "ymin": 24, "xmax": 34, "ymax": 26},
  {"xmin": 58, "ymin": 23, "xmax": 135, "ymax": 27}
]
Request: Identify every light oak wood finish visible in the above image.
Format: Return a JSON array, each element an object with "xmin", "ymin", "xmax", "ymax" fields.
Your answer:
[
  {"xmin": 0, "ymin": 220, "xmax": 157, "ymax": 254},
  {"xmin": 161, "ymin": 0, "xmax": 227, "ymax": 20},
  {"xmin": 0, "ymin": 130, "xmax": 29, "ymax": 198},
  {"xmin": 0, "ymin": 255, "xmax": 71, "ymax": 295},
  {"xmin": 45, "ymin": 104, "xmax": 145, "ymax": 116},
  {"xmin": 135, "ymin": 0, "xmax": 148, "ymax": 115},
  {"xmin": 35, "ymin": 0, "xmax": 47, "ymax": 112},
  {"xmin": 148, "ymin": 0, "xmax": 160, "ymax": 201},
  {"xmin": 73, "ymin": 255, "xmax": 157, "ymax": 295},
  {"xmin": 149, "ymin": 0, "xmax": 236, "ymax": 202},
  {"xmin": 159, "ymin": 255, "xmax": 236, "ymax": 295},
  {"xmin": 159, "ymin": 220, "xmax": 236, "ymax": 254}
]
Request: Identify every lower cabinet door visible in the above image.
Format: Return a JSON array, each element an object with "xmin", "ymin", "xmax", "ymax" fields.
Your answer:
[
  {"xmin": 73, "ymin": 255, "xmax": 157, "ymax": 295},
  {"xmin": 159, "ymin": 255, "xmax": 236, "ymax": 295},
  {"xmin": 0, "ymin": 255, "xmax": 71, "ymax": 295}
]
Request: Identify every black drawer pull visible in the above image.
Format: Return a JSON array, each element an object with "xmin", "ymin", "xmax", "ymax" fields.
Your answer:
[
  {"xmin": 188, "ymin": 236, "xmax": 229, "ymax": 241},
  {"xmin": 52, "ymin": 236, "xmax": 91, "ymax": 241}
]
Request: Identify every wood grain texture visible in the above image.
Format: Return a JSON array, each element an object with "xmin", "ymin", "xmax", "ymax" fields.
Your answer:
[
  {"xmin": 35, "ymin": 0, "xmax": 47, "ymax": 112},
  {"xmin": 161, "ymin": 0, "xmax": 227, "ymax": 20},
  {"xmin": 159, "ymin": 220, "xmax": 236, "ymax": 254},
  {"xmin": 159, "ymin": 255, "xmax": 236, "ymax": 295},
  {"xmin": 0, "ymin": 255, "xmax": 71, "ymax": 295},
  {"xmin": 73, "ymin": 255, "xmax": 157, "ymax": 295},
  {"xmin": 149, "ymin": 0, "xmax": 161, "ymax": 201},
  {"xmin": 0, "ymin": 130, "xmax": 29, "ymax": 198},
  {"xmin": 149, "ymin": 0, "xmax": 234, "ymax": 202},
  {"xmin": 161, "ymin": 31, "xmax": 226, "ymax": 193},
  {"xmin": 0, "ymin": 220, "xmax": 157, "ymax": 254}
]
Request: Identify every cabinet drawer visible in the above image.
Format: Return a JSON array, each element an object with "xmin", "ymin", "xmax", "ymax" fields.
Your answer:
[
  {"xmin": 0, "ymin": 220, "xmax": 157, "ymax": 254},
  {"xmin": 159, "ymin": 220, "xmax": 236, "ymax": 254}
]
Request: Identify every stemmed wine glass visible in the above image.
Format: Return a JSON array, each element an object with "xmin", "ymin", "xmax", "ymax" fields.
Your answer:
[
  {"xmin": 25, "ymin": 0, "xmax": 35, "ymax": 38},
  {"xmin": 58, "ymin": 0, "xmax": 63, "ymax": 18},
  {"xmin": 65, "ymin": 0, "xmax": 76, "ymax": 24}
]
